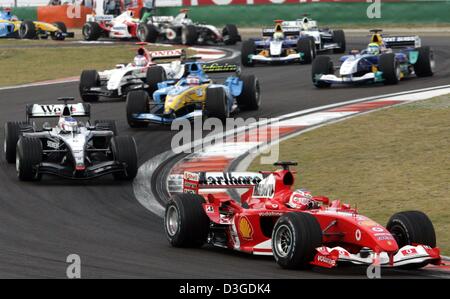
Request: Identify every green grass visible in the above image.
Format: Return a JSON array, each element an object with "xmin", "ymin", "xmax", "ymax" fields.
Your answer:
[
  {"xmin": 249, "ymin": 95, "xmax": 450, "ymax": 255},
  {"xmin": 0, "ymin": 43, "xmax": 194, "ymax": 86}
]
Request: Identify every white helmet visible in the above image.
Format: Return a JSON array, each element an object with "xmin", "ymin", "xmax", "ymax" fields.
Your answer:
[
  {"xmin": 286, "ymin": 189, "xmax": 313, "ymax": 210},
  {"xmin": 273, "ymin": 32, "xmax": 284, "ymax": 41},
  {"xmin": 58, "ymin": 117, "xmax": 78, "ymax": 133},
  {"xmin": 134, "ymin": 55, "xmax": 148, "ymax": 67},
  {"xmin": 186, "ymin": 75, "xmax": 201, "ymax": 86}
]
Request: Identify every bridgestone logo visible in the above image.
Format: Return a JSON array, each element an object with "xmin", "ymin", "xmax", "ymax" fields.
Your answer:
[{"xmin": 317, "ymin": 256, "xmax": 336, "ymax": 266}]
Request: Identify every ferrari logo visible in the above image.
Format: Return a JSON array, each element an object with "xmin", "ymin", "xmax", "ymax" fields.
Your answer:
[{"xmin": 238, "ymin": 216, "xmax": 253, "ymax": 240}]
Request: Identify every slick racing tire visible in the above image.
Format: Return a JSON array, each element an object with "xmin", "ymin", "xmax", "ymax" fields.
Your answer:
[
  {"xmin": 164, "ymin": 193, "xmax": 210, "ymax": 247},
  {"xmin": 332, "ymin": 29, "xmax": 346, "ymax": 54},
  {"xmin": 19, "ymin": 20, "xmax": 36, "ymax": 39},
  {"xmin": 126, "ymin": 90, "xmax": 149, "ymax": 128},
  {"xmin": 241, "ymin": 40, "xmax": 256, "ymax": 67},
  {"xmin": 297, "ymin": 38, "xmax": 314, "ymax": 64},
  {"xmin": 16, "ymin": 137, "xmax": 42, "ymax": 182},
  {"xmin": 181, "ymin": 25, "xmax": 197, "ymax": 45},
  {"xmin": 111, "ymin": 136, "xmax": 138, "ymax": 181},
  {"xmin": 79, "ymin": 70, "xmax": 100, "ymax": 102},
  {"xmin": 272, "ymin": 212, "xmax": 323, "ymax": 269},
  {"xmin": 4, "ymin": 121, "xmax": 31, "ymax": 164},
  {"xmin": 146, "ymin": 66, "xmax": 167, "ymax": 96},
  {"xmin": 137, "ymin": 23, "xmax": 159, "ymax": 43},
  {"xmin": 311, "ymin": 56, "xmax": 334, "ymax": 88},
  {"xmin": 82, "ymin": 22, "xmax": 102, "ymax": 41},
  {"xmin": 94, "ymin": 120, "xmax": 118, "ymax": 136},
  {"xmin": 236, "ymin": 75, "xmax": 261, "ymax": 110},
  {"xmin": 205, "ymin": 87, "xmax": 229, "ymax": 122},
  {"xmin": 379, "ymin": 53, "xmax": 400, "ymax": 85},
  {"xmin": 51, "ymin": 21, "xmax": 67, "ymax": 41},
  {"xmin": 223, "ymin": 24, "xmax": 239, "ymax": 45},
  {"xmin": 414, "ymin": 46, "xmax": 434, "ymax": 77},
  {"xmin": 387, "ymin": 211, "xmax": 436, "ymax": 269}
]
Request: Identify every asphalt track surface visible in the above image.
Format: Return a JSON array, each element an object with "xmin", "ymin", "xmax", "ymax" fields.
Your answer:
[{"xmin": 0, "ymin": 36, "xmax": 449, "ymax": 278}]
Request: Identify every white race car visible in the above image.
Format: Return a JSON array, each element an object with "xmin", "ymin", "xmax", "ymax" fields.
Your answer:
[
  {"xmin": 4, "ymin": 98, "xmax": 138, "ymax": 181},
  {"xmin": 282, "ymin": 16, "xmax": 346, "ymax": 54},
  {"xmin": 82, "ymin": 10, "xmax": 141, "ymax": 41},
  {"xmin": 79, "ymin": 47, "xmax": 187, "ymax": 102}
]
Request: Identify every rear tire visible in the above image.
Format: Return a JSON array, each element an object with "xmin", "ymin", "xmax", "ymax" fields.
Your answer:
[
  {"xmin": 181, "ymin": 25, "xmax": 197, "ymax": 45},
  {"xmin": 16, "ymin": 137, "xmax": 42, "ymax": 181},
  {"xmin": 414, "ymin": 46, "xmax": 434, "ymax": 77},
  {"xmin": 19, "ymin": 20, "xmax": 36, "ymax": 39},
  {"xmin": 387, "ymin": 211, "xmax": 436, "ymax": 269},
  {"xmin": 241, "ymin": 40, "xmax": 256, "ymax": 67},
  {"xmin": 138, "ymin": 23, "xmax": 159, "ymax": 43},
  {"xmin": 94, "ymin": 120, "xmax": 118, "ymax": 136},
  {"xmin": 311, "ymin": 56, "xmax": 334, "ymax": 88},
  {"xmin": 379, "ymin": 53, "xmax": 400, "ymax": 85},
  {"xmin": 146, "ymin": 66, "xmax": 166, "ymax": 96},
  {"xmin": 164, "ymin": 193, "xmax": 210, "ymax": 247},
  {"xmin": 297, "ymin": 38, "xmax": 313, "ymax": 64},
  {"xmin": 82, "ymin": 22, "xmax": 102, "ymax": 41},
  {"xmin": 205, "ymin": 87, "xmax": 228, "ymax": 122},
  {"xmin": 4, "ymin": 121, "xmax": 29, "ymax": 163},
  {"xmin": 332, "ymin": 29, "xmax": 346, "ymax": 54},
  {"xmin": 236, "ymin": 75, "xmax": 260, "ymax": 110},
  {"xmin": 79, "ymin": 70, "xmax": 100, "ymax": 102},
  {"xmin": 126, "ymin": 90, "xmax": 149, "ymax": 128},
  {"xmin": 223, "ymin": 24, "xmax": 239, "ymax": 45},
  {"xmin": 272, "ymin": 212, "xmax": 323, "ymax": 269},
  {"xmin": 111, "ymin": 136, "xmax": 138, "ymax": 181}
]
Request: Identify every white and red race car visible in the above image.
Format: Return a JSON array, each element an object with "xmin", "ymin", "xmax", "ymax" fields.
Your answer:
[
  {"xmin": 82, "ymin": 10, "xmax": 140, "ymax": 41},
  {"xmin": 164, "ymin": 162, "xmax": 441, "ymax": 270},
  {"xmin": 79, "ymin": 47, "xmax": 187, "ymax": 102}
]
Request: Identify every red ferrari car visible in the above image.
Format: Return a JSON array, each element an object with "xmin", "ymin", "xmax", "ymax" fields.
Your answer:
[{"xmin": 164, "ymin": 162, "xmax": 441, "ymax": 269}]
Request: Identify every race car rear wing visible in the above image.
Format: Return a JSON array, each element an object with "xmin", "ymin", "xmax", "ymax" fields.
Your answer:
[
  {"xmin": 262, "ymin": 27, "xmax": 300, "ymax": 37},
  {"xmin": 202, "ymin": 63, "xmax": 240, "ymax": 74},
  {"xmin": 26, "ymin": 103, "xmax": 91, "ymax": 120},
  {"xmin": 382, "ymin": 35, "xmax": 421, "ymax": 48},
  {"xmin": 149, "ymin": 49, "xmax": 185, "ymax": 61},
  {"xmin": 183, "ymin": 171, "xmax": 263, "ymax": 193}
]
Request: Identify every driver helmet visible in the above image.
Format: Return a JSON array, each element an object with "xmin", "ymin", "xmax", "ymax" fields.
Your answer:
[
  {"xmin": 134, "ymin": 54, "xmax": 148, "ymax": 67},
  {"xmin": 273, "ymin": 31, "xmax": 284, "ymax": 41},
  {"xmin": 286, "ymin": 189, "xmax": 313, "ymax": 210},
  {"xmin": 58, "ymin": 117, "xmax": 78, "ymax": 133},
  {"xmin": 367, "ymin": 42, "xmax": 380, "ymax": 55},
  {"xmin": 186, "ymin": 74, "xmax": 201, "ymax": 86}
]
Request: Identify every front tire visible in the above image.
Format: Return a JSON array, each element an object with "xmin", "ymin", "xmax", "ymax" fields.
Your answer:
[
  {"xmin": 164, "ymin": 193, "xmax": 210, "ymax": 247},
  {"xmin": 146, "ymin": 66, "xmax": 166, "ymax": 96},
  {"xmin": 111, "ymin": 136, "xmax": 138, "ymax": 181},
  {"xmin": 79, "ymin": 70, "xmax": 100, "ymax": 102},
  {"xmin": 223, "ymin": 24, "xmax": 239, "ymax": 45},
  {"xmin": 414, "ymin": 46, "xmax": 434, "ymax": 77},
  {"xmin": 236, "ymin": 75, "xmax": 260, "ymax": 110},
  {"xmin": 387, "ymin": 211, "xmax": 436, "ymax": 269},
  {"xmin": 205, "ymin": 87, "xmax": 229, "ymax": 122},
  {"xmin": 19, "ymin": 20, "xmax": 36, "ymax": 39},
  {"xmin": 332, "ymin": 29, "xmax": 346, "ymax": 54},
  {"xmin": 297, "ymin": 38, "xmax": 314, "ymax": 64},
  {"xmin": 82, "ymin": 22, "xmax": 102, "ymax": 41},
  {"xmin": 51, "ymin": 21, "xmax": 67, "ymax": 40},
  {"xmin": 241, "ymin": 40, "xmax": 256, "ymax": 67},
  {"xmin": 126, "ymin": 90, "xmax": 149, "ymax": 128},
  {"xmin": 272, "ymin": 212, "xmax": 323, "ymax": 269},
  {"xmin": 94, "ymin": 120, "xmax": 118, "ymax": 136},
  {"xmin": 181, "ymin": 25, "xmax": 197, "ymax": 45},
  {"xmin": 16, "ymin": 137, "xmax": 42, "ymax": 181},
  {"xmin": 311, "ymin": 56, "xmax": 334, "ymax": 88},
  {"xmin": 138, "ymin": 23, "xmax": 159, "ymax": 43}
]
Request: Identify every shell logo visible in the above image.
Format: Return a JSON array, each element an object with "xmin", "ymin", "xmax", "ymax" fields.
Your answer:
[{"xmin": 238, "ymin": 216, "xmax": 253, "ymax": 240}]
